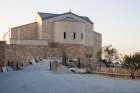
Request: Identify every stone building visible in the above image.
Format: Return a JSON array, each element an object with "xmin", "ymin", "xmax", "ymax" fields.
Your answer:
[{"xmin": 3, "ymin": 12, "xmax": 102, "ymax": 66}]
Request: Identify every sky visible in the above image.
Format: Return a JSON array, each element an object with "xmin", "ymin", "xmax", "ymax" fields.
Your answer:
[{"xmin": 0, "ymin": 0, "xmax": 140, "ymax": 55}]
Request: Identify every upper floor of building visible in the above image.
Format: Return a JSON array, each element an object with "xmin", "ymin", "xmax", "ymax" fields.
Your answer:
[{"xmin": 3, "ymin": 12, "xmax": 101, "ymax": 47}]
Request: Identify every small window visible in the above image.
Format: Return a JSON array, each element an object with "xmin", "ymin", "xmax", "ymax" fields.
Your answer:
[
  {"xmin": 74, "ymin": 32, "xmax": 76, "ymax": 39},
  {"xmin": 81, "ymin": 33, "xmax": 83, "ymax": 40},
  {"xmin": 64, "ymin": 32, "xmax": 66, "ymax": 39},
  {"xmin": 86, "ymin": 54, "xmax": 92, "ymax": 58}
]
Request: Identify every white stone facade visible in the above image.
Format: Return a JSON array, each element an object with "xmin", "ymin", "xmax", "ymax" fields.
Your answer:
[{"xmin": 34, "ymin": 12, "xmax": 101, "ymax": 47}]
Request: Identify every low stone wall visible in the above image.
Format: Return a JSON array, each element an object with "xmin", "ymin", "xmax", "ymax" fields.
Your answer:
[
  {"xmin": 5, "ymin": 45, "xmax": 63, "ymax": 65},
  {"xmin": 0, "ymin": 42, "xmax": 95, "ymax": 69},
  {"xmin": 0, "ymin": 41, "xmax": 8, "ymax": 70},
  {"xmin": 61, "ymin": 44, "xmax": 95, "ymax": 66}
]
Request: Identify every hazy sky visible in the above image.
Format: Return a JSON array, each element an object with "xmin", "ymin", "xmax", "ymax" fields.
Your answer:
[{"xmin": 0, "ymin": 0, "xmax": 140, "ymax": 54}]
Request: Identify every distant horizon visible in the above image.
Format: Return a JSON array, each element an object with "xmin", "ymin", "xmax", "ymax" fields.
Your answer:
[{"xmin": 0, "ymin": 0, "xmax": 140, "ymax": 55}]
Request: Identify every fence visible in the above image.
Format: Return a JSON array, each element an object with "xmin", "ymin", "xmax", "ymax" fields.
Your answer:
[{"xmin": 94, "ymin": 66, "xmax": 140, "ymax": 77}]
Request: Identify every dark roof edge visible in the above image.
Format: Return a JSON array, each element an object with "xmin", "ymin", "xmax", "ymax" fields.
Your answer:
[{"xmin": 38, "ymin": 12, "xmax": 93, "ymax": 24}]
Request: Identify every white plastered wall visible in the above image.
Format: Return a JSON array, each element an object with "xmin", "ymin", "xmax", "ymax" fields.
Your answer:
[{"xmin": 54, "ymin": 21, "xmax": 85, "ymax": 44}]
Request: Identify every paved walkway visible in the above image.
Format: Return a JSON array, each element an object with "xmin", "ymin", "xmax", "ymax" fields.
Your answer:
[{"xmin": 0, "ymin": 61, "xmax": 140, "ymax": 93}]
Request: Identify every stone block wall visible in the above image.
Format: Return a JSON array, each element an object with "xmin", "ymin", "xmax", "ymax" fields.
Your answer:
[
  {"xmin": 61, "ymin": 44, "xmax": 95, "ymax": 66},
  {"xmin": 10, "ymin": 22, "xmax": 38, "ymax": 40},
  {"xmin": 93, "ymin": 32, "xmax": 102, "ymax": 61},
  {"xmin": 5, "ymin": 45, "xmax": 63, "ymax": 65},
  {"xmin": 0, "ymin": 41, "xmax": 8, "ymax": 70},
  {"xmin": 4, "ymin": 43, "xmax": 94, "ymax": 67}
]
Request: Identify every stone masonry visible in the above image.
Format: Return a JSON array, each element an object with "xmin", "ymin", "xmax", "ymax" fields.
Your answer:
[
  {"xmin": 2, "ymin": 12, "xmax": 102, "ymax": 68},
  {"xmin": 0, "ymin": 41, "xmax": 8, "ymax": 70}
]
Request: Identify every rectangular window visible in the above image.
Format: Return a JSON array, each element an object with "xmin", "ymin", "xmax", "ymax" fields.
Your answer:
[
  {"xmin": 64, "ymin": 32, "xmax": 66, "ymax": 39},
  {"xmin": 81, "ymin": 33, "xmax": 83, "ymax": 40},
  {"xmin": 74, "ymin": 32, "xmax": 76, "ymax": 39}
]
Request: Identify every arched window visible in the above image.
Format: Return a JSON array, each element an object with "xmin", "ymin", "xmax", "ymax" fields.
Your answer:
[
  {"xmin": 64, "ymin": 32, "xmax": 66, "ymax": 39},
  {"xmin": 74, "ymin": 32, "xmax": 76, "ymax": 39},
  {"xmin": 81, "ymin": 33, "xmax": 83, "ymax": 40}
]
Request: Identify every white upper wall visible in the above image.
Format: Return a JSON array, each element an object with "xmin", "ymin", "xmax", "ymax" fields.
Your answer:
[
  {"xmin": 35, "ymin": 13, "xmax": 43, "ymax": 39},
  {"xmin": 84, "ymin": 31, "xmax": 94, "ymax": 46},
  {"xmin": 54, "ymin": 21, "xmax": 85, "ymax": 44},
  {"xmin": 40, "ymin": 13, "xmax": 95, "ymax": 45},
  {"xmin": 2, "ymin": 30, "xmax": 11, "ymax": 44}
]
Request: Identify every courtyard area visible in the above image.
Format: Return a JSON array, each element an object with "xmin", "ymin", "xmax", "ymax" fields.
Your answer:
[{"xmin": 0, "ymin": 60, "xmax": 140, "ymax": 93}]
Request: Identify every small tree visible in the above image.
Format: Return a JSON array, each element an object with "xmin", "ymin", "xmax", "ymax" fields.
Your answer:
[
  {"xmin": 102, "ymin": 45, "xmax": 118, "ymax": 67},
  {"xmin": 123, "ymin": 53, "xmax": 140, "ymax": 79},
  {"xmin": 62, "ymin": 51, "xmax": 68, "ymax": 66},
  {"xmin": 77, "ymin": 57, "xmax": 81, "ymax": 68}
]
